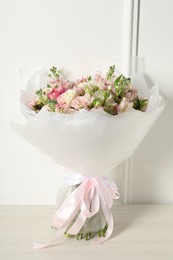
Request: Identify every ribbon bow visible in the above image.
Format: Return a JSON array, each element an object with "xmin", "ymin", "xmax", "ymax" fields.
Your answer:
[{"xmin": 34, "ymin": 175, "xmax": 120, "ymax": 249}]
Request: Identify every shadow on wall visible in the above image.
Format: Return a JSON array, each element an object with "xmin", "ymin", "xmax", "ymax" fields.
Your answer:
[
  {"xmin": 131, "ymin": 73, "xmax": 173, "ymax": 203},
  {"xmin": 140, "ymin": 74, "xmax": 172, "ymax": 166}
]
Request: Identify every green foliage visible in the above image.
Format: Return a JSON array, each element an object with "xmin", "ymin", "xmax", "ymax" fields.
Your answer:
[
  {"xmin": 49, "ymin": 66, "xmax": 62, "ymax": 79},
  {"xmin": 33, "ymin": 102, "xmax": 44, "ymax": 112},
  {"xmin": 47, "ymin": 99, "xmax": 57, "ymax": 112},
  {"xmin": 114, "ymin": 75, "xmax": 131, "ymax": 103},
  {"xmin": 101, "ymin": 89, "xmax": 110, "ymax": 100},
  {"xmin": 133, "ymin": 98, "xmax": 148, "ymax": 111},
  {"xmin": 64, "ymin": 224, "xmax": 108, "ymax": 241},
  {"xmin": 104, "ymin": 105, "xmax": 117, "ymax": 115},
  {"xmin": 92, "ymin": 98, "xmax": 104, "ymax": 107},
  {"xmin": 92, "ymin": 90, "xmax": 110, "ymax": 109},
  {"xmin": 35, "ymin": 89, "xmax": 47, "ymax": 105},
  {"xmin": 35, "ymin": 88, "xmax": 57, "ymax": 112},
  {"xmin": 85, "ymin": 85, "xmax": 99, "ymax": 95},
  {"xmin": 114, "ymin": 74, "xmax": 131, "ymax": 88},
  {"xmin": 106, "ymin": 65, "xmax": 115, "ymax": 80}
]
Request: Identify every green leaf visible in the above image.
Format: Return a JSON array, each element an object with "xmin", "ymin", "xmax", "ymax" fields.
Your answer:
[
  {"xmin": 33, "ymin": 102, "xmax": 44, "ymax": 112},
  {"xmin": 106, "ymin": 65, "xmax": 115, "ymax": 80},
  {"xmin": 85, "ymin": 86, "xmax": 97, "ymax": 95},
  {"xmin": 114, "ymin": 75, "xmax": 122, "ymax": 87},
  {"xmin": 114, "ymin": 75, "xmax": 131, "ymax": 103},
  {"xmin": 133, "ymin": 98, "xmax": 148, "ymax": 111},
  {"xmin": 49, "ymin": 66, "xmax": 61, "ymax": 79},
  {"xmin": 114, "ymin": 75, "xmax": 131, "ymax": 88},
  {"xmin": 47, "ymin": 99, "xmax": 57, "ymax": 112},
  {"xmin": 92, "ymin": 98, "xmax": 104, "ymax": 107},
  {"xmin": 101, "ymin": 90, "xmax": 110, "ymax": 100},
  {"xmin": 35, "ymin": 89, "xmax": 47, "ymax": 105}
]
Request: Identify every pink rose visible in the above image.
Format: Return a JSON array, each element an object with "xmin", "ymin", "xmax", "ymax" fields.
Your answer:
[
  {"xmin": 56, "ymin": 93, "xmax": 66, "ymax": 106},
  {"xmin": 48, "ymin": 87, "xmax": 65, "ymax": 100},
  {"xmin": 48, "ymin": 88, "xmax": 59, "ymax": 100}
]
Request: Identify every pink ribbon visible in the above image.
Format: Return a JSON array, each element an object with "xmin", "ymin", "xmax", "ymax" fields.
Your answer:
[{"xmin": 33, "ymin": 175, "xmax": 120, "ymax": 249}]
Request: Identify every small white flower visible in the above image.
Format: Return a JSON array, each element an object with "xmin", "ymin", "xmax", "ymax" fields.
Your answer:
[
  {"xmin": 64, "ymin": 89, "xmax": 77, "ymax": 105},
  {"xmin": 77, "ymin": 82, "xmax": 88, "ymax": 89},
  {"xmin": 42, "ymin": 87, "xmax": 52, "ymax": 95}
]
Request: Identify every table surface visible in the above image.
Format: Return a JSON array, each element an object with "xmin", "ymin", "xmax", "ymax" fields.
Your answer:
[{"xmin": 0, "ymin": 205, "xmax": 173, "ymax": 260}]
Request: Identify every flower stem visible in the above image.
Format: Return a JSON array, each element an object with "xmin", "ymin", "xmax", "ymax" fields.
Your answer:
[{"xmin": 64, "ymin": 224, "xmax": 108, "ymax": 241}]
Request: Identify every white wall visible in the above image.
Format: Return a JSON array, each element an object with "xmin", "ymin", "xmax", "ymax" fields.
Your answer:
[
  {"xmin": 1, "ymin": 0, "xmax": 172, "ymax": 205},
  {"xmin": 0, "ymin": 0, "xmax": 124, "ymax": 204},
  {"xmin": 131, "ymin": 0, "xmax": 173, "ymax": 203}
]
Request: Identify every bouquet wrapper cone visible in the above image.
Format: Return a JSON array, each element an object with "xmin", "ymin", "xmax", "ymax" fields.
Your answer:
[
  {"xmin": 19, "ymin": 105, "xmax": 163, "ymax": 176},
  {"xmin": 11, "ymin": 71, "xmax": 164, "ymax": 248}
]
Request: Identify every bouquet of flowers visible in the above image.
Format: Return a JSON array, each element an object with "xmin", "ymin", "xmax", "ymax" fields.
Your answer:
[
  {"xmin": 14, "ymin": 65, "xmax": 164, "ymax": 248},
  {"xmin": 26, "ymin": 65, "xmax": 148, "ymax": 115}
]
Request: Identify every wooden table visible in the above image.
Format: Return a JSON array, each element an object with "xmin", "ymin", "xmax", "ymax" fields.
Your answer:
[{"xmin": 0, "ymin": 205, "xmax": 173, "ymax": 260}]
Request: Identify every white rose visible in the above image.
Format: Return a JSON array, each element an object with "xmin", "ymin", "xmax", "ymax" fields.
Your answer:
[{"xmin": 64, "ymin": 89, "xmax": 77, "ymax": 105}]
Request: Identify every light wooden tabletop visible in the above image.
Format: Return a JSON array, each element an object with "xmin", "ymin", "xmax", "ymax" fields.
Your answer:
[{"xmin": 0, "ymin": 205, "xmax": 173, "ymax": 260}]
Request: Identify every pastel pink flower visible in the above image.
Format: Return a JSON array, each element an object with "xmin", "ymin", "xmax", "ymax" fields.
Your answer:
[
  {"xmin": 71, "ymin": 94, "xmax": 91, "ymax": 110},
  {"xmin": 48, "ymin": 87, "xmax": 65, "ymax": 100},
  {"xmin": 126, "ymin": 87, "xmax": 138, "ymax": 102},
  {"xmin": 57, "ymin": 89, "xmax": 77, "ymax": 106},
  {"xmin": 59, "ymin": 79, "xmax": 74, "ymax": 90},
  {"xmin": 56, "ymin": 92, "xmax": 66, "ymax": 106},
  {"xmin": 74, "ymin": 86, "xmax": 85, "ymax": 96},
  {"xmin": 118, "ymin": 97, "xmax": 133, "ymax": 113},
  {"xmin": 28, "ymin": 97, "xmax": 37, "ymax": 109},
  {"xmin": 56, "ymin": 104, "xmax": 74, "ymax": 114},
  {"xmin": 47, "ymin": 79, "xmax": 59, "ymax": 88},
  {"xmin": 48, "ymin": 88, "xmax": 59, "ymax": 100},
  {"xmin": 79, "ymin": 77, "xmax": 87, "ymax": 83},
  {"xmin": 95, "ymin": 74, "xmax": 104, "ymax": 82},
  {"xmin": 74, "ymin": 77, "xmax": 87, "ymax": 86},
  {"xmin": 58, "ymin": 86, "xmax": 66, "ymax": 95}
]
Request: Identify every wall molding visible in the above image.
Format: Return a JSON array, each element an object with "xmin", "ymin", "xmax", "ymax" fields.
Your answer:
[
  {"xmin": 132, "ymin": 0, "xmax": 140, "ymax": 57},
  {"xmin": 122, "ymin": 0, "xmax": 134, "ymax": 77},
  {"xmin": 120, "ymin": 0, "xmax": 140, "ymax": 204},
  {"xmin": 122, "ymin": 0, "xmax": 140, "ymax": 76}
]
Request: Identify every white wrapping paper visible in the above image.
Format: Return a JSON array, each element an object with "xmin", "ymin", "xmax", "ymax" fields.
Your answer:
[{"xmin": 17, "ymin": 70, "xmax": 164, "ymax": 177}]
